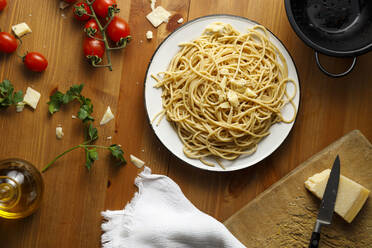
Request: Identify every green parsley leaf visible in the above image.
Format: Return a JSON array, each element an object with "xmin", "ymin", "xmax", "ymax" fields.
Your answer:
[
  {"xmin": 70, "ymin": 84, "xmax": 84, "ymax": 95},
  {"xmin": 62, "ymin": 84, "xmax": 84, "ymax": 104},
  {"xmin": 0, "ymin": 80, "xmax": 12, "ymax": 95},
  {"xmin": 13, "ymin": 91, "xmax": 23, "ymax": 104},
  {"xmin": 85, "ymin": 148, "xmax": 98, "ymax": 170},
  {"xmin": 62, "ymin": 92, "xmax": 74, "ymax": 104},
  {"xmin": 78, "ymin": 106, "xmax": 89, "ymax": 120},
  {"xmin": 87, "ymin": 123, "xmax": 98, "ymax": 141},
  {"xmin": 109, "ymin": 144, "xmax": 127, "ymax": 165},
  {"xmin": 0, "ymin": 80, "xmax": 23, "ymax": 108},
  {"xmin": 78, "ymin": 102, "xmax": 94, "ymax": 122},
  {"xmin": 47, "ymin": 91, "xmax": 64, "ymax": 114},
  {"xmin": 47, "ymin": 84, "xmax": 86, "ymax": 114}
]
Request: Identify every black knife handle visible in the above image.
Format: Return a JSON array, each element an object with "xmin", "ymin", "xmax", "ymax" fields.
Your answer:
[{"xmin": 308, "ymin": 232, "xmax": 320, "ymax": 248}]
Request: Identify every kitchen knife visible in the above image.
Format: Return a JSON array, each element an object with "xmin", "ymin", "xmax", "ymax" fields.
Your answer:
[{"xmin": 308, "ymin": 155, "xmax": 340, "ymax": 248}]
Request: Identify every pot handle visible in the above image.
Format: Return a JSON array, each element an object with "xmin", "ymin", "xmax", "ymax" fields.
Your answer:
[{"xmin": 315, "ymin": 51, "xmax": 357, "ymax": 78}]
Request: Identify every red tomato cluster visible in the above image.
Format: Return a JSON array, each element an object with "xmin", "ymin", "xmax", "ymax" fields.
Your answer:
[{"xmin": 72, "ymin": 0, "xmax": 131, "ymax": 66}]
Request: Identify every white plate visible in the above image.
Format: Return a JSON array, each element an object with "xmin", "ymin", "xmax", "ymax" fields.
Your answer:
[{"xmin": 144, "ymin": 15, "xmax": 300, "ymax": 172}]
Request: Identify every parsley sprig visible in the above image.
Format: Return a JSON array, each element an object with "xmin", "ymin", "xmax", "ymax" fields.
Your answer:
[
  {"xmin": 42, "ymin": 84, "xmax": 126, "ymax": 172},
  {"xmin": 0, "ymin": 80, "xmax": 23, "ymax": 108},
  {"xmin": 48, "ymin": 84, "xmax": 94, "ymax": 123}
]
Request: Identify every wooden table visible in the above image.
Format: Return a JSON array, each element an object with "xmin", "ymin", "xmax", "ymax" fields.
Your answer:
[{"xmin": 1, "ymin": 0, "xmax": 371, "ymax": 247}]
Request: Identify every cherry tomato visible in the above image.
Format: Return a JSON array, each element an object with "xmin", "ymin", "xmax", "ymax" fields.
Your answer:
[
  {"xmin": 83, "ymin": 37, "xmax": 105, "ymax": 64},
  {"xmin": 84, "ymin": 19, "xmax": 99, "ymax": 37},
  {"xmin": 73, "ymin": 3, "xmax": 91, "ymax": 21},
  {"xmin": 0, "ymin": 32, "xmax": 17, "ymax": 53},
  {"xmin": 92, "ymin": 0, "xmax": 117, "ymax": 18},
  {"xmin": 0, "ymin": 0, "xmax": 6, "ymax": 11},
  {"xmin": 23, "ymin": 52, "xmax": 48, "ymax": 72},
  {"xmin": 63, "ymin": 0, "xmax": 77, "ymax": 3},
  {"xmin": 107, "ymin": 16, "xmax": 130, "ymax": 44}
]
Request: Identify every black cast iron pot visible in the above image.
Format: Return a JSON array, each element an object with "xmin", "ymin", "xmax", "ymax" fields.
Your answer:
[{"xmin": 285, "ymin": 0, "xmax": 372, "ymax": 77}]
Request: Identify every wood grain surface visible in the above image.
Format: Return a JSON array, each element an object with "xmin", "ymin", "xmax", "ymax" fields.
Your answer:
[
  {"xmin": 0, "ymin": 0, "xmax": 371, "ymax": 247},
  {"xmin": 225, "ymin": 130, "xmax": 372, "ymax": 247}
]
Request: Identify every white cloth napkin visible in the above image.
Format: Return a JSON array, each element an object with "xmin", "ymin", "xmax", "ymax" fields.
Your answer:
[{"xmin": 101, "ymin": 167, "xmax": 246, "ymax": 248}]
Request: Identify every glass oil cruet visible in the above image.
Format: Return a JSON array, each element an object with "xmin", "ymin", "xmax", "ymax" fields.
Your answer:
[{"xmin": 0, "ymin": 158, "xmax": 44, "ymax": 219}]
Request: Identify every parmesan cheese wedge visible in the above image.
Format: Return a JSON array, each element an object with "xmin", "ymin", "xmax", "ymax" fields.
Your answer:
[
  {"xmin": 146, "ymin": 30, "xmax": 153, "ymax": 40},
  {"xmin": 130, "ymin": 155, "xmax": 145, "ymax": 168},
  {"xmin": 244, "ymin": 88, "xmax": 257, "ymax": 98},
  {"xmin": 227, "ymin": 90, "xmax": 239, "ymax": 108},
  {"xmin": 16, "ymin": 102, "xmax": 25, "ymax": 112},
  {"xmin": 305, "ymin": 169, "xmax": 370, "ymax": 223},
  {"xmin": 23, "ymin": 87, "xmax": 41, "ymax": 110},
  {"xmin": 56, "ymin": 127, "xmax": 64, "ymax": 139},
  {"xmin": 12, "ymin": 23, "xmax": 32, "ymax": 38},
  {"xmin": 146, "ymin": 6, "xmax": 171, "ymax": 28},
  {"xmin": 218, "ymin": 102, "xmax": 230, "ymax": 109},
  {"xmin": 100, "ymin": 106, "xmax": 114, "ymax": 125},
  {"xmin": 204, "ymin": 22, "xmax": 226, "ymax": 35}
]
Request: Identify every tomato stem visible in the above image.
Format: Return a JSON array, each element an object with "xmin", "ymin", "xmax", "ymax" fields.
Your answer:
[
  {"xmin": 108, "ymin": 36, "xmax": 131, "ymax": 50},
  {"xmin": 42, "ymin": 144, "xmax": 81, "ymax": 172},
  {"xmin": 87, "ymin": 33, "xmax": 104, "ymax": 41},
  {"xmin": 85, "ymin": 0, "xmax": 113, "ymax": 71},
  {"xmin": 92, "ymin": 60, "xmax": 112, "ymax": 69},
  {"xmin": 15, "ymin": 37, "xmax": 25, "ymax": 59},
  {"xmin": 102, "ymin": 15, "xmax": 115, "ymax": 30},
  {"xmin": 86, "ymin": 0, "xmax": 96, "ymax": 5}
]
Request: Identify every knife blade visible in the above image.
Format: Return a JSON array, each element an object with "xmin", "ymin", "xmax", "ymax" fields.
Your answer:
[{"xmin": 308, "ymin": 155, "xmax": 340, "ymax": 248}]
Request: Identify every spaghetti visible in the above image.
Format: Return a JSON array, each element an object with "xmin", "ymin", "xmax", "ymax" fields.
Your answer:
[{"xmin": 152, "ymin": 22, "xmax": 296, "ymax": 167}]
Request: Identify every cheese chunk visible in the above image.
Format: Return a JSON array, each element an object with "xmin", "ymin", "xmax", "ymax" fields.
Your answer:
[
  {"xmin": 305, "ymin": 169, "xmax": 370, "ymax": 223},
  {"xmin": 100, "ymin": 106, "xmax": 114, "ymax": 125},
  {"xmin": 16, "ymin": 102, "xmax": 25, "ymax": 113},
  {"xmin": 146, "ymin": 6, "xmax": 171, "ymax": 28},
  {"xmin": 12, "ymin": 23, "xmax": 32, "ymax": 38},
  {"xmin": 219, "ymin": 102, "xmax": 230, "ymax": 109},
  {"xmin": 231, "ymin": 79, "xmax": 247, "ymax": 88},
  {"xmin": 130, "ymin": 154, "xmax": 145, "ymax": 169},
  {"xmin": 56, "ymin": 127, "xmax": 64, "ymax": 139},
  {"xmin": 23, "ymin": 87, "xmax": 40, "ymax": 109},
  {"xmin": 177, "ymin": 18, "xmax": 184, "ymax": 24},
  {"xmin": 146, "ymin": 31, "xmax": 153, "ymax": 40},
  {"xmin": 204, "ymin": 22, "xmax": 226, "ymax": 35},
  {"xmin": 244, "ymin": 88, "xmax": 257, "ymax": 97},
  {"xmin": 227, "ymin": 90, "xmax": 239, "ymax": 108}
]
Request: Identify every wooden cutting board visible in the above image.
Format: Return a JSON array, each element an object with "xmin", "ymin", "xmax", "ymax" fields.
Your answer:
[{"xmin": 224, "ymin": 130, "xmax": 372, "ymax": 248}]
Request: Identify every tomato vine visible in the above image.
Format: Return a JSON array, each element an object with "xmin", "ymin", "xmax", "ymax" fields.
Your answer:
[{"xmin": 74, "ymin": 0, "xmax": 131, "ymax": 71}]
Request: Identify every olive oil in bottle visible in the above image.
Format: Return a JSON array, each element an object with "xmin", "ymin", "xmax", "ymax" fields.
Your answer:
[{"xmin": 0, "ymin": 158, "xmax": 44, "ymax": 219}]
